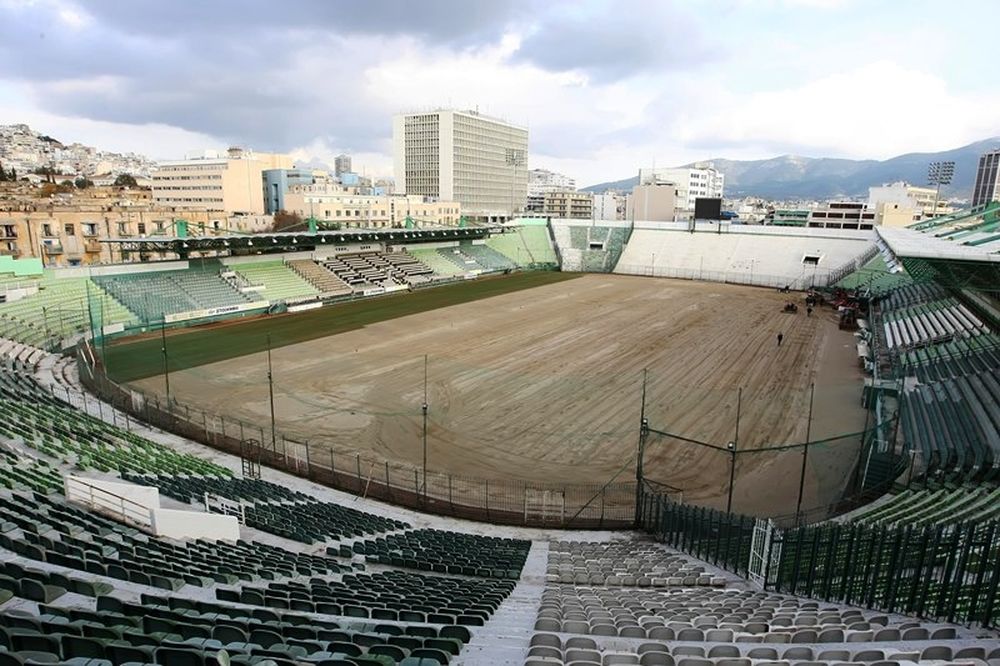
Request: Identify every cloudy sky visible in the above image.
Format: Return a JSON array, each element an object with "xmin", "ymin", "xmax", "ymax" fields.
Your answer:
[{"xmin": 1, "ymin": 0, "xmax": 998, "ymax": 185}]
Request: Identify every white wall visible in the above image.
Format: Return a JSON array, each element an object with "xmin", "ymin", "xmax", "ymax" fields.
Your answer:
[
  {"xmin": 151, "ymin": 508, "xmax": 240, "ymax": 542},
  {"xmin": 615, "ymin": 227, "xmax": 874, "ymax": 289}
]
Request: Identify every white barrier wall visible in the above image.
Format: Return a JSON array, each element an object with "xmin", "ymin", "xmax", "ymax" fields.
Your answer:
[
  {"xmin": 615, "ymin": 226, "xmax": 874, "ymax": 289},
  {"xmin": 65, "ymin": 475, "xmax": 240, "ymax": 542},
  {"xmin": 151, "ymin": 508, "xmax": 240, "ymax": 542}
]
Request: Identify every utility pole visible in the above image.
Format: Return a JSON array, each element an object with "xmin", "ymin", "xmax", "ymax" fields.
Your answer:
[
  {"xmin": 634, "ymin": 368, "xmax": 649, "ymax": 525},
  {"xmin": 267, "ymin": 334, "xmax": 277, "ymax": 452},
  {"xmin": 795, "ymin": 383, "xmax": 815, "ymax": 524},
  {"xmin": 160, "ymin": 316, "xmax": 170, "ymax": 405},
  {"xmin": 421, "ymin": 354, "xmax": 429, "ymax": 503},
  {"xmin": 726, "ymin": 387, "xmax": 742, "ymax": 515}
]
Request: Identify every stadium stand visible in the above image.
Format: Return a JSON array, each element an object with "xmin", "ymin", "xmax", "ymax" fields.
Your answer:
[
  {"xmin": 550, "ymin": 221, "xmax": 630, "ymax": 272},
  {"xmin": 321, "ymin": 250, "xmax": 435, "ymax": 290},
  {"xmin": 615, "ymin": 223, "xmax": 874, "ymax": 288},
  {"xmin": 286, "ymin": 258, "xmax": 354, "ymax": 297},
  {"xmin": 231, "ymin": 260, "xmax": 320, "ymax": 303},
  {"xmin": 485, "ymin": 223, "xmax": 558, "ymax": 267},
  {"xmin": 349, "ymin": 529, "xmax": 530, "ymax": 579},
  {"xmin": 219, "ymin": 569, "xmax": 515, "ymax": 626},
  {"xmin": 0, "ymin": 273, "xmax": 134, "ymax": 347},
  {"xmin": 124, "ymin": 473, "xmax": 410, "ymax": 543},
  {"xmin": 869, "ymin": 281, "xmax": 1000, "ymax": 483},
  {"xmin": 408, "ymin": 247, "xmax": 468, "ymax": 276},
  {"xmin": 839, "ymin": 484, "xmax": 1000, "ymax": 528},
  {"xmin": 93, "ymin": 266, "xmax": 256, "ymax": 322},
  {"xmin": 436, "ymin": 242, "xmax": 516, "ymax": 273},
  {"xmin": 833, "ymin": 254, "xmax": 912, "ymax": 295}
]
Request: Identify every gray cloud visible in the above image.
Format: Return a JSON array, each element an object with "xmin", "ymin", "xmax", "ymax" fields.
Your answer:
[
  {"xmin": 0, "ymin": 0, "xmax": 719, "ymax": 164},
  {"xmin": 513, "ymin": 4, "xmax": 717, "ymax": 82}
]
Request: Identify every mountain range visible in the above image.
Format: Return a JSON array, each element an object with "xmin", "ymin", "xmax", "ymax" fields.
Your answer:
[{"xmin": 582, "ymin": 137, "xmax": 1000, "ymax": 200}]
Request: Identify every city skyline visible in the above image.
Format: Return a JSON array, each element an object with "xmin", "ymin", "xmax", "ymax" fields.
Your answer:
[{"xmin": 1, "ymin": 0, "xmax": 999, "ymax": 186}]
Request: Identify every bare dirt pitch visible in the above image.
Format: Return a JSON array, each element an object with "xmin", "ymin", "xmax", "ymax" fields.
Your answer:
[{"xmin": 134, "ymin": 274, "xmax": 868, "ymax": 516}]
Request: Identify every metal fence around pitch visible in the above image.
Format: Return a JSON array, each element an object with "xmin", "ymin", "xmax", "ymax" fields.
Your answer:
[
  {"xmin": 614, "ymin": 265, "xmax": 832, "ymax": 291},
  {"xmin": 75, "ymin": 340, "xmax": 635, "ymax": 529}
]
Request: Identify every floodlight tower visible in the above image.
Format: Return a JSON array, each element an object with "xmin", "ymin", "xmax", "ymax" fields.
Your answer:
[{"xmin": 927, "ymin": 161, "xmax": 955, "ymax": 219}]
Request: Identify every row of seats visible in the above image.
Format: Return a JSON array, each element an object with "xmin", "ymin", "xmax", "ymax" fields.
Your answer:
[
  {"xmin": 546, "ymin": 541, "xmax": 724, "ymax": 587},
  {"xmin": 232, "ymin": 261, "xmax": 319, "ymax": 303},
  {"xmin": 534, "ymin": 585, "xmax": 938, "ymax": 641},
  {"xmin": 347, "ymin": 529, "xmax": 530, "ymax": 580},
  {"xmin": 219, "ymin": 569, "xmax": 514, "ymax": 626},
  {"xmin": 0, "ymin": 275, "xmax": 134, "ymax": 348},
  {"xmin": 840, "ymin": 484, "xmax": 1000, "ymax": 528},
  {"xmin": 899, "ymin": 368, "xmax": 1000, "ymax": 482},
  {"xmin": 526, "ymin": 632, "xmax": 991, "ymax": 666},
  {"xmin": 285, "ymin": 260, "xmax": 353, "ymax": 298},
  {"xmin": 878, "ymin": 283, "xmax": 947, "ymax": 311},
  {"xmin": 124, "ymin": 474, "xmax": 409, "ymax": 544},
  {"xmin": 896, "ymin": 334, "xmax": 1000, "ymax": 382},
  {"xmin": 93, "ymin": 269, "xmax": 253, "ymax": 322},
  {"xmin": 484, "ymin": 225, "xmax": 559, "ymax": 267},
  {"xmin": 0, "ymin": 489, "xmax": 347, "ymax": 589},
  {"xmin": 436, "ymin": 244, "xmax": 515, "ymax": 273},
  {"xmin": 882, "ymin": 298, "xmax": 986, "ymax": 350},
  {"xmin": 0, "ymin": 591, "xmax": 463, "ymax": 665}
]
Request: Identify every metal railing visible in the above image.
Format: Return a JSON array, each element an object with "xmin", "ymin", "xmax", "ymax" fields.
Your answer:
[{"xmin": 65, "ymin": 476, "xmax": 153, "ymax": 529}]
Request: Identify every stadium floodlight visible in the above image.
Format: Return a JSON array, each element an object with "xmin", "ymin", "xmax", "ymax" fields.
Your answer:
[
  {"xmin": 927, "ymin": 161, "xmax": 955, "ymax": 219},
  {"xmin": 505, "ymin": 148, "xmax": 526, "ymax": 219}
]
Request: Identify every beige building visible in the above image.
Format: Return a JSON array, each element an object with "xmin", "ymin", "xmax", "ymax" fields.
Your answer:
[
  {"xmin": 538, "ymin": 191, "xmax": 593, "ymax": 219},
  {"xmin": 867, "ymin": 181, "xmax": 954, "ymax": 223},
  {"xmin": 393, "ymin": 109, "xmax": 528, "ymax": 222},
  {"xmin": 152, "ymin": 148, "xmax": 293, "ymax": 215},
  {"xmin": 0, "ymin": 184, "xmax": 272, "ymax": 266},
  {"xmin": 627, "ymin": 183, "xmax": 678, "ymax": 221},
  {"xmin": 283, "ymin": 184, "xmax": 461, "ymax": 228}
]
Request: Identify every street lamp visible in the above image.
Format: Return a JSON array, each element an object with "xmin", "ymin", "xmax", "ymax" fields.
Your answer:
[{"xmin": 927, "ymin": 161, "xmax": 955, "ymax": 219}]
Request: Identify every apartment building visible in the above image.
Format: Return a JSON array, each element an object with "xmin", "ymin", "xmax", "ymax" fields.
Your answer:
[
  {"xmin": 283, "ymin": 184, "xmax": 461, "ymax": 228},
  {"xmin": 0, "ymin": 184, "xmax": 272, "ymax": 266},
  {"xmin": 867, "ymin": 181, "xmax": 954, "ymax": 222},
  {"xmin": 533, "ymin": 191, "xmax": 593, "ymax": 219},
  {"xmin": 626, "ymin": 183, "xmax": 678, "ymax": 222},
  {"xmin": 152, "ymin": 148, "xmax": 293, "ymax": 214},
  {"xmin": 393, "ymin": 109, "xmax": 528, "ymax": 222}
]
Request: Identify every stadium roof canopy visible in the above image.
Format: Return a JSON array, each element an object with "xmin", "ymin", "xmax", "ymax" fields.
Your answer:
[
  {"xmin": 876, "ymin": 202, "xmax": 1000, "ymax": 295},
  {"xmin": 99, "ymin": 225, "xmax": 492, "ymax": 254}
]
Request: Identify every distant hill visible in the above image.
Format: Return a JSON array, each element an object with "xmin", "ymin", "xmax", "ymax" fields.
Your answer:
[{"xmin": 582, "ymin": 137, "xmax": 1000, "ymax": 200}]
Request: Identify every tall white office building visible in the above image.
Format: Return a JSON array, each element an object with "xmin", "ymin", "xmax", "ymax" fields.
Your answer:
[
  {"xmin": 972, "ymin": 148, "xmax": 1000, "ymax": 208},
  {"xmin": 393, "ymin": 109, "xmax": 529, "ymax": 222}
]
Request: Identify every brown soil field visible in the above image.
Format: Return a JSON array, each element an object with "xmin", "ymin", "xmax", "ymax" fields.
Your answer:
[{"xmin": 133, "ymin": 273, "xmax": 868, "ymax": 516}]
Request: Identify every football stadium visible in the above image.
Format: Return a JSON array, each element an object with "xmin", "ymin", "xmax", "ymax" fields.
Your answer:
[{"xmin": 0, "ymin": 208, "xmax": 998, "ymax": 665}]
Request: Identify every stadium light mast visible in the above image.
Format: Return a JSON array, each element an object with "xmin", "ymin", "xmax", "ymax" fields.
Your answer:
[
  {"xmin": 927, "ymin": 161, "xmax": 955, "ymax": 219},
  {"xmin": 505, "ymin": 148, "xmax": 525, "ymax": 222}
]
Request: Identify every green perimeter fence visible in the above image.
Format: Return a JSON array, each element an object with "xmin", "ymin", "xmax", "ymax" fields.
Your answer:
[
  {"xmin": 638, "ymin": 481, "xmax": 1000, "ymax": 628},
  {"xmin": 75, "ymin": 340, "xmax": 635, "ymax": 529}
]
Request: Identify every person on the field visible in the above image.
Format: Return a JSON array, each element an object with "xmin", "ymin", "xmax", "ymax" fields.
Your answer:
[
  {"xmin": 777, "ymin": 332, "xmax": 784, "ymax": 347},
  {"xmin": 807, "ymin": 306, "xmax": 813, "ymax": 317}
]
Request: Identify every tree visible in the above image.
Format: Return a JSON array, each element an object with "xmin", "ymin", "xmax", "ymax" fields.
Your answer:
[
  {"xmin": 0, "ymin": 162, "xmax": 6, "ymax": 182},
  {"xmin": 59, "ymin": 179, "xmax": 74, "ymax": 188},
  {"xmin": 74, "ymin": 177, "xmax": 94, "ymax": 189},
  {"xmin": 113, "ymin": 173, "xmax": 137, "ymax": 188},
  {"xmin": 272, "ymin": 210, "xmax": 302, "ymax": 232}
]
